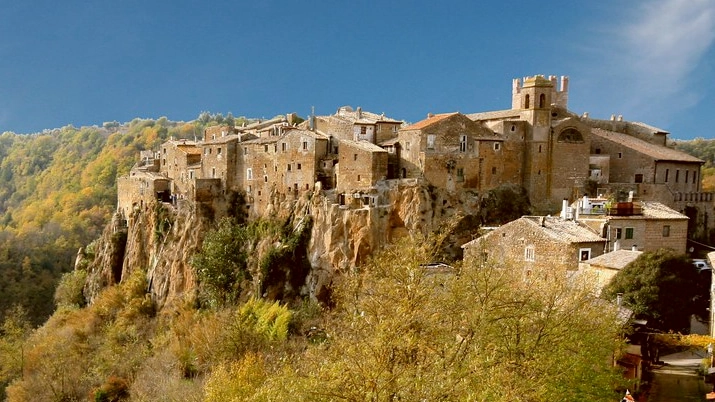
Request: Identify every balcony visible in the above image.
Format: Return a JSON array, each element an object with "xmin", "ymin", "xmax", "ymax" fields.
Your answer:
[{"xmin": 606, "ymin": 202, "xmax": 642, "ymax": 216}]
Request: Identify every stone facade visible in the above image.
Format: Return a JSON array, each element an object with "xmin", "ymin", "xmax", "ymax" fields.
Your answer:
[
  {"xmin": 336, "ymin": 140, "xmax": 388, "ymax": 193},
  {"xmin": 462, "ymin": 215, "xmax": 607, "ymax": 274}
]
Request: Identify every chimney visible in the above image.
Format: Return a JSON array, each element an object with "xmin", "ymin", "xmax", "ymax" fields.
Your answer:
[
  {"xmin": 540, "ymin": 216, "xmax": 545, "ymax": 227},
  {"xmin": 560, "ymin": 199, "xmax": 569, "ymax": 219},
  {"xmin": 632, "ymin": 245, "xmax": 638, "ymax": 251},
  {"xmin": 427, "ymin": 113, "xmax": 434, "ymax": 118},
  {"xmin": 357, "ymin": 107, "xmax": 362, "ymax": 119}
]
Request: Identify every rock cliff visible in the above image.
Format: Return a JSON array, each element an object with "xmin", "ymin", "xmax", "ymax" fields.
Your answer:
[{"xmin": 82, "ymin": 180, "xmax": 480, "ymax": 309}]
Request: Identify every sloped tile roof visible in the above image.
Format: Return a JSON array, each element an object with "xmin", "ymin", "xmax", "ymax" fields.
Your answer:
[
  {"xmin": 403, "ymin": 113, "xmax": 457, "ymax": 130},
  {"xmin": 522, "ymin": 216, "xmax": 605, "ymax": 243},
  {"xmin": 639, "ymin": 201, "xmax": 689, "ymax": 220},
  {"xmin": 591, "ymin": 128, "xmax": 703, "ymax": 163},
  {"xmin": 584, "ymin": 249, "xmax": 641, "ymax": 270},
  {"xmin": 467, "ymin": 110, "xmax": 521, "ymax": 121},
  {"xmin": 341, "ymin": 139, "xmax": 388, "ymax": 153}
]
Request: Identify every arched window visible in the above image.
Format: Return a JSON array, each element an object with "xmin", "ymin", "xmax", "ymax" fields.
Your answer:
[
  {"xmin": 539, "ymin": 94, "xmax": 546, "ymax": 108},
  {"xmin": 524, "ymin": 94, "xmax": 530, "ymax": 109},
  {"xmin": 557, "ymin": 128, "xmax": 584, "ymax": 143}
]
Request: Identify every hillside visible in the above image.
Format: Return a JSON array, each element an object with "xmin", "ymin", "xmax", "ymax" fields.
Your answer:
[{"xmin": 0, "ymin": 117, "xmax": 710, "ymax": 400}]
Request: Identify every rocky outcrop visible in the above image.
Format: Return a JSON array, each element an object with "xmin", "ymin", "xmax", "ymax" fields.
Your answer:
[{"xmin": 82, "ymin": 180, "xmax": 481, "ymax": 309}]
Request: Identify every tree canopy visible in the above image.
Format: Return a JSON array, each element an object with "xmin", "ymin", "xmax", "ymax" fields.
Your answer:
[{"xmin": 602, "ymin": 249, "xmax": 705, "ymax": 333}]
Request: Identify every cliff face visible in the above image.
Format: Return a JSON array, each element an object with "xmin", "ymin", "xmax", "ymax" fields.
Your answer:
[{"xmin": 83, "ymin": 181, "xmax": 480, "ymax": 309}]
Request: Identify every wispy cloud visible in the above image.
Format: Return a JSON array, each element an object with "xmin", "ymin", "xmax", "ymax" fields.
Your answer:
[{"xmin": 579, "ymin": 0, "xmax": 715, "ymax": 124}]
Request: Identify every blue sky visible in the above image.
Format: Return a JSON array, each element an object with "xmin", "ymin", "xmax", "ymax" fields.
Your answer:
[{"xmin": 0, "ymin": 0, "xmax": 713, "ymax": 140}]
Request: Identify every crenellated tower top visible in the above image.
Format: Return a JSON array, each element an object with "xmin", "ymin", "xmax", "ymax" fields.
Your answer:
[{"xmin": 512, "ymin": 75, "xmax": 569, "ymax": 110}]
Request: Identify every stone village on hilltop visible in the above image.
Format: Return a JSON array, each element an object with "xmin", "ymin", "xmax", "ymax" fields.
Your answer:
[
  {"xmin": 118, "ymin": 74, "xmax": 712, "ymax": 250},
  {"xmin": 117, "ymin": 73, "xmax": 714, "ymax": 275}
]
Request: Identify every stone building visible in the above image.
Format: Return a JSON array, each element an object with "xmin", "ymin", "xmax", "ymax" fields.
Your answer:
[
  {"xmin": 462, "ymin": 215, "xmax": 607, "ymax": 274},
  {"xmin": 578, "ymin": 249, "xmax": 642, "ymax": 294},
  {"xmin": 160, "ymin": 139, "xmax": 202, "ymax": 196},
  {"xmin": 397, "ymin": 113, "xmax": 503, "ymax": 192},
  {"xmin": 574, "ymin": 197, "xmax": 689, "ymax": 254},
  {"xmin": 336, "ymin": 140, "xmax": 388, "ymax": 194},
  {"xmin": 313, "ymin": 106, "xmax": 403, "ymax": 145},
  {"xmin": 117, "ymin": 152, "xmax": 170, "ymax": 217},
  {"xmin": 467, "ymin": 75, "xmax": 591, "ymax": 212}
]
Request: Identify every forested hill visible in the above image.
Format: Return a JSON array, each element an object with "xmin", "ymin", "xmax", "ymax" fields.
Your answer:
[{"xmin": 0, "ymin": 116, "xmax": 232, "ymax": 326}]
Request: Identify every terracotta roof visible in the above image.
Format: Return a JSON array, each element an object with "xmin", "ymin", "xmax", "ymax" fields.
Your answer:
[
  {"xmin": 176, "ymin": 144, "xmax": 202, "ymax": 155},
  {"xmin": 584, "ymin": 249, "xmax": 642, "ymax": 270},
  {"xmin": 522, "ymin": 216, "xmax": 605, "ymax": 244},
  {"xmin": 403, "ymin": 113, "xmax": 457, "ymax": 130},
  {"xmin": 591, "ymin": 128, "xmax": 703, "ymax": 163},
  {"xmin": 243, "ymin": 136, "xmax": 280, "ymax": 145},
  {"xmin": 204, "ymin": 134, "xmax": 240, "ymax": 145},
  {"xmin": 378, "ymin": 137, "xmax": 400, "ymax": 146}
]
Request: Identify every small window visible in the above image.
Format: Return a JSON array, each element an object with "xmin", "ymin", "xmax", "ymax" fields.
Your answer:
[
  {"xmin": 297, "ymin": 163, "xmax": 302, "ymax": 170},
  {"xmin": 579, "ymin": 248, "xmax": 591, "ymax": 261},
  {"xmin": 217, "ymin": 147, "xmax": 222, "ymax": 155},
  {"xmin": 357, "ymin": 174, "xmax": 361, "ymax": 181},
  {"xmin": 665, "ymin": 169, "xmax": 669, "ymax": 182},
  {"xmin": 353, "ymin": 154, "xmax": 358, "ymax": 161},
  {"xmin": 212, "ymin": 168, "xmax": 216, "ymax": 178},
  {"xmin": 287, "ymin": 164, "xmax": 291, "ymax": 171},
  {"xmin": 282, "ymin": 143, "xmax": 287, "ymax": 152},
  {"xmin": 392, "ymin": 126, "xmax": 398, "ymax": 133},
  {"xmin": 360, "ymin": 126, "xmax": 367, "ymax": 134},
  {"xmin": 494, "ymin": 143, "xmax": 501, "ymax": 151},
  {"xmin": 625, "ymin": 227, "xmax": 634, "ymax": 239},
  {"xmin": 685, "ymin": 170, "xmax": 689, "ymax": 183},
  {"xmin": 524, "ymin": 246, "xmax": 535, "ymax": 262},
  {"xmin": 303, "ymin": 141, "xmax": 308, "ymax": 150},
  {"xmin": 264, "ymin": 145, "xmax": 268, "ymax": 152},
  {"xmin": 663, "ymin": 225, "xmax": 670, "ymax": 237},
  {"xmin": 243, "ymin": 147, "xmax": 247, "ymax": 155},
  {"xmin": 264, "ymin": 176, "xmax": 268, "ymax": 182},
  {"xmin": 538, "ymin": 144, "xmax": 542, "ymax": 153},
  {"xmin": 618, "ymin": 152, "xmax": 622, "ymax": 159},
  {"xmin": 675, "ymin": 170, "xmax": 680, "ymax": 183},
  {"xmin": 246, "ymin": 168, "xmax": 253, "ymax": 180},
  {"xmin": 511, "ymin": 125, "xmax": 515, "ymax": 132},
  {"xmin": 595, "ymin": 148, "xmax": 601, "ymax": 154},
  {"xmin": 427, "ymin": 134, "xmax": 435, "ymax": 150},
  {"xmin": 460, "ymin": 135, "xmax": 467, "ymax": 152},
  {"xmin": 539, "ymin": 93, "xmax": 546, "ymax": 108},
  {"xmin": 491, "ymin": 167, "xmax": 497, "ymax": 174},
  {"xmin": 456, "ymin": 167, "xmax": 464, "ymax": 182},
  {"xmin": 634, "ymin": 174, "xmax": 643, "ymax": 183},
  {"xmin": 693, "ymin": 171, "xmax": 698, "ymax": 184},
  {"xmin": 615, "ymin": 228, "xmax": 622, "ymax": 239},
  {"xmin": 524, "ymin": 94, "xmax": 530, "ymax": 109}
]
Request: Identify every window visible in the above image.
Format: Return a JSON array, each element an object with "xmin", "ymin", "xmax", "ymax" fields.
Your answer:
[
  {"xmin": 595, "ymin": 148, "xmax": 601, "ymax": 154},
  {"xmin": 217, "ymin": 147, "xmax": 222, "ymax": 155},
  {"xmin": 246, "ymin": 168, "xmax": 253, "ymax": 180},
  {"xmin": 524, "ymin": 246, "xmax": 535, "ymax": 261},
  {"xmin": 287, "ymin": 164, "xmax": 291, "ymax": 171},
  {"xmin": 538, "ymin": 144, "xmax": 542, "ymax": 153},
  {"xmin": 460, "ymin": 135, "xmax": 467, "ymax": 152},
  {"xmin": 663, "ymin": 225, "xmax": 670, "ymax": 237},
  {"xmin": 634, "ymin": 174, "xmax": 643, "ymax": 183},
  {"xmin": 303, "ymin": 141, "xmax": 308, "ymax": 150},
  {"xmin": 685, "ymin": 170, "xmax": 689, "ymax": 183},
  {"xmin": 665, "ymin": 169, "xmax": 669, "ymax": 182},
  {"xmin": 539, "ymin": 93, "xmax": 546, "ymax": 108},
  {"xmin": 491, "ymin": 167, "xmax": 497, "ymax": 174},
  {"xmin": 212, "ymin": 168, "xmax": 216, "ymax": 178},
  {"xmin": 511, "ymin": 125, "xmax": 515, "ymax": 132},
  {"xmin": 524, "ymin": 94, "xmax": 530, "ymax": 109},
  {"xmin": 675, "ymin": 169, "xmax": 680, "ymax": 183},
  {"xmin": 297, "ymin": 163, "xmax": 301, "ymax": 170},
  {"xmin": 264, "ymin": 175, "xmax": 268, "ymax": 182},
  {"xmin": 494, "ymin": 142, "xmax": 501, "ymax": 151},
  {"xmin": 282, "ymin": 143, "xmax": 287, "ymax": 152},
  {"xmin": 360, "ymin": 126, "xmax": 367, "ymax": 134},
  {"xmin": 615, "ymin": 228, "xmax": 622, "ymax": 239},
  {"xmin": 625, "ymin": 227, "xmax": 634, "ymax": 239},
  {"xmin": 357, "ymin": 175, "xmax": 361, "ymax": 181},
  {"xmin": 618, "ymin": 152, "xmax": 622, "ymax": 159},
  {"xmin": 353, "ymin": 154, "xmax": 358, "ymax": 161},
  {"xmin": 427, "ymin": 134, "xmax": 435, "ymax": 150},
  {"xmin": 579, "ymin": 248, "xmax": 591, "ymax": 261},
  {"xmin": 392, "ymin": 125, "xmax": 398, "ymax": 133},
  {"xmin": 456, "ymin": 167, "xmax": 464, "ymax": 182},
  {"xmin": 243, "ymin": 147, "xmax": 247, "ymax": 155},
  {"xmin": 693, "ymin": 171, "xmax": 698, "ymax": 184},
  {"xmin": 264, "ymin": 145, "xmax": 268, "ymax": 152},
  {"xmin": 204, "ymin": 148, "xmax": 209, "ymax": 155}
]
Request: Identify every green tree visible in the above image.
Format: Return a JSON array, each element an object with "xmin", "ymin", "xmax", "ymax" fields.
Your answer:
[
  {"xmin": 602, "ymin": 249, "xmax": 702, "ymax": 333},
  {"xmin": 479, "ymin": 183, "xmax": 531, "ymax": 225}
]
